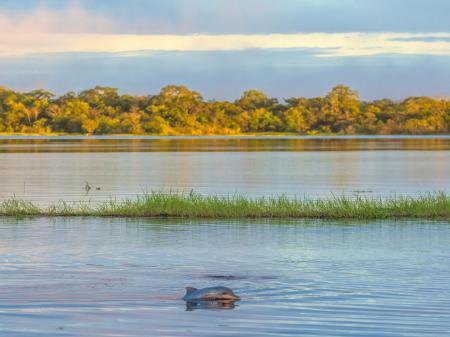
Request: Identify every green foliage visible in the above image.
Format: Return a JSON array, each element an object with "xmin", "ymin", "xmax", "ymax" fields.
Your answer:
[
  {"xmin": 2, "ymin": 192, "xmax": 450, "ymax": 219},
  {"xmin": 1, "ymin": 85, "xmax": 449, "ymax": 135}
]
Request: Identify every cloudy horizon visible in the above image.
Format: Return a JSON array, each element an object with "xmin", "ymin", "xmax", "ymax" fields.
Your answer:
[{"xmin": 1, "ymin": 0, "xmax": 449, "ymax": 100}]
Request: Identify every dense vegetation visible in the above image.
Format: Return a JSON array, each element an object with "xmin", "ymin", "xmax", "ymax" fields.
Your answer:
[
  {"xmin": 1, "ymin": 85, "xmax": 449, "ymax": 135},
  {"xmin": 2, "ymin": 192, "xmax": 450, "ymax": 219}
]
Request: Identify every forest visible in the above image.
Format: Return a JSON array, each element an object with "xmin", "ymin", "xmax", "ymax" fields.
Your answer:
[{"xmin": 0, "ymin": 85, "xmax": 449, "ymax": 135}]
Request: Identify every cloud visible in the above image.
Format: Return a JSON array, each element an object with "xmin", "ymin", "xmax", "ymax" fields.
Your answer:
[
  {"xmin": 5, "ymin": 0, "xmax": 450, "ymax": 34},
  {"xmin": 1, "ymin": 4, "xmax": 450, "ymax": 58},
  {"xmin": 1, "ymin": 30, "xmax": 450, "ymax": 58},
  {"xmin": 2, "ymin": 50, "xmax": 449, "ymax": 100},
  {"xmin": 0, "ymin": 4, "xmax": 114, "ymax": 34}
]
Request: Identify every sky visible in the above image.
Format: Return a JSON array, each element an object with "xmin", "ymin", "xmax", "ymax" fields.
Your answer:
[{"xmin": 0, "ymin": 0, "xmax": 449, "ymax": 100}]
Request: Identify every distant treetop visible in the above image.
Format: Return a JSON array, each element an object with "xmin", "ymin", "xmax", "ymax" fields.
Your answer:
[{"xmin": 0, "ymin": 85, "xmax": 449, "ymax": 135}]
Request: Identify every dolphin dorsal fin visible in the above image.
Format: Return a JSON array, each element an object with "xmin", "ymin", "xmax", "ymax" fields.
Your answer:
[{"xmin": 185, "ymin": 287, "xmax": 197, "ymax": 294}]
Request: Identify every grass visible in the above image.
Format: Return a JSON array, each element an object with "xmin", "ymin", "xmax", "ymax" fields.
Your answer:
[{"xmin": 1, "ymin": 191, "xmax": 450, "ymax": 220}]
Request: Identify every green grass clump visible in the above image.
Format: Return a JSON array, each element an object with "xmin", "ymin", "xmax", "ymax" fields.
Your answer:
[{"xmin": 1, "ymin": 191, "xmax": 450, "ymax": 220}]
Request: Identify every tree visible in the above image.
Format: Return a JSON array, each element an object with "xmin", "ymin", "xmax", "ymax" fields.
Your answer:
[
  {"xmin": 236, "ymin": 90, "xmax": 278, "ymax": 111},
  {"xmin": 0, "ymin": 84, "xmax": 449, "ymax": 135},
  {"xmin": 283, "ymin": 107, "xmax": 308, "ymax": 133},
  {"xmin": 322, "ymin": 85, "xmax": 361, "ymax": 133},
  {"xmin": 248, "ymin": 108, "xmax": 281, "ymax": 132},
  {"xmin": 149, "ymin": 85, "xmax": 204, "ymax": 132}
]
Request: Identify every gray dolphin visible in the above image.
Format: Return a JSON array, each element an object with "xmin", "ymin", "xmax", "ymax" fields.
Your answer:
[{"xmin": 183, "ymin": 286, "xmax": 241, "ymax": 302}]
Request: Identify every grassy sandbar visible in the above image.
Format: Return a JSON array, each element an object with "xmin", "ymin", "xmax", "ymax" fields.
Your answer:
[{"xmin": 1, "ymin": 192, "xmax": 450, "ymax": 220}]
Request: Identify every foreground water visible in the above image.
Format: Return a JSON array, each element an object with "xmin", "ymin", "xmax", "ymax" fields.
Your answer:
[
  {"xmin": 0, "ymin": 218, "xmax": 449, "ymax": 336},
  {"xmin": 1, "ymin": 136, "xmax": 450, "ymax": 204}
]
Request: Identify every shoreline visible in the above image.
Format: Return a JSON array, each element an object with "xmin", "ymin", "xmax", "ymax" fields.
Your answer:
[
  {"xmin": 2, "ymin": 134, "xmax": 450, "ymax": 140},
  {"xmin": 2, "ymin": 192, "xmax": 450, "ymax": 220}
]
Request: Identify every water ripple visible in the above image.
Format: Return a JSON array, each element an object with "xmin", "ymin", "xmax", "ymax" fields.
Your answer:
[{"xmin": 1, "ymin": 218, "xmax": 450, "ymax": 336}]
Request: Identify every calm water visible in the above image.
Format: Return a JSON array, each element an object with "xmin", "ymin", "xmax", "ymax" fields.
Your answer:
[
  {"xmin": 1, "ymin": 137, "xmax": 450, "ymax": 336},
  {"xmin": 1, "ymin": 136, "xmax": 450, "ymax": 204},
  {"xmin": 0, "ymin": 218, "xmax": 449, "ymax": 336}
]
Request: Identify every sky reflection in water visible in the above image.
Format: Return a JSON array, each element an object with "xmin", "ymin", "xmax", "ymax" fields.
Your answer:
[
  {"xmin": 0, "ymin": 218, "xmax": 449, "ymax": 336},
  {"xmin": 0, "ymin": 137, "xmax": 450, "ymax": 204}
]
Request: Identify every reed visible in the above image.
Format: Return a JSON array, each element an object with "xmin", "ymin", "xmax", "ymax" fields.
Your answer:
[{"xmin": 1, "ymin": 191, "xmax": 450, "ymax": 220}]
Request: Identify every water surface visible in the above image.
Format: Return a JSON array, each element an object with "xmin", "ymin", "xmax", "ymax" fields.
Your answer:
[
  {"xmin": 1, "ymin": 136, "xmax": 450, "ymax": 204},
  {"xmin": 0, "ymin": 218, "xmax": 449, "ymax": 336}
]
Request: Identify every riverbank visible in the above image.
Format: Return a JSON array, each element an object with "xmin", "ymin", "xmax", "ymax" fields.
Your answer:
[
  {"xmin": 2, "ymin": 134, "xmax": 450, "ymax": 141},
  {"xmin": 0, "ymin": 132, "xmax": 303, "ymax": 137},
  {"xmin": 1, "ymin": 192, "xmax": 450, "ymax": 220}
]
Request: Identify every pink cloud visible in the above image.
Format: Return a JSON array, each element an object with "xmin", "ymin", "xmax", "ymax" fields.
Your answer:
[{"xmin": 0, "ymin": 4, "xmax": 114, "ymax": 35}]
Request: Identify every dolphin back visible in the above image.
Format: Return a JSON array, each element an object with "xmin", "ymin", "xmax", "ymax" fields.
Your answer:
[
  {"xmin": 183, "ymin": 286, "xmax": 240, "ymax": 301},
  {"xmin": 183, "ymin": 287, "xmax": 198, "ymax": 300}
]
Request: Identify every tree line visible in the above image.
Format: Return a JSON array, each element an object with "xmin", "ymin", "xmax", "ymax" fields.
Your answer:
[{"xmin": 1, "ymin": 85, "xmax": 449, "ymax": 135}]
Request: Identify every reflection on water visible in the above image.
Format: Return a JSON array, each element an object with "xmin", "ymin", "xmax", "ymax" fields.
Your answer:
[
  {"xmin": 185, "ymin": 300, "xmax": 238, "ymax": 311},
  {"xmin": 0, "ymin": 218, "xmax": 449, "ymax": 336},
  {"xmin": 1, "ymin": 136, "xmax": 450, "ymax": 153},
  {"xmin": 0, "ymin": 136, "xmax": 450, "ymax": 203}
]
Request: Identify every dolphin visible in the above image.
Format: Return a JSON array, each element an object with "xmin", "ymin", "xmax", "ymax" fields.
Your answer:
[{"xmin": 182, "ymin": 286, "xmax": 241, "ymax": 302}]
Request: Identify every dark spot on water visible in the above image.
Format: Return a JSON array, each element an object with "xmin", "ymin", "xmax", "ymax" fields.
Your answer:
[
  {"xmin": 123, "ymin": 263, "xmax": 144, "ymax": 268},
  {"xmin": 257, "ymin": 276, "xmax": 278, "ymax": 280},
  {"xmin": 202, "ymin": 275, "xmax": 278, "ymax": 281},
  {"xmin": 203, "ymin": 275, "xmax": 247, "ymax": 280}
]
